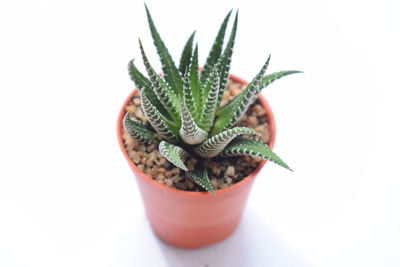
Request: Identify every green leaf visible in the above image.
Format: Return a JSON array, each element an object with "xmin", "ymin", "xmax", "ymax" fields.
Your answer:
[
  {"xmin": 140, "ymin": 91, "xmax": 180, "ymax": 142},
  {"xmin": 159, "ymin": 141, "xmax": 189, "ymax": 171},
  {"xmin": 188, "ymin": 44, "xmax": 201, "ymax": 121},
  {"xmin": 179, "ymin": 99, "xmax": 208, "ymax": 145},
  {"xmin": 179, "ymin": 31, "xmax": 196, "ymax": 75},
  {"xmin": 220, "ymin": 137, "xmax": 292, "ymax": 171},
  {"xmin": 123, "ymin": 113, "xmax": 156, "ymax": 144},
  {"xmin": 127, "ymin": 59, "xmax": 151, "ymax": 89},
  {"xmin": 186, "ymin": 167, "xmax": 215, "ymax": 194},
  {"xmin": 139, "ymin": 40, "xmax": 181, "ymax": 121},
  {"xmin": 194, "ymin": 127, "xmax": 258, "ymax": 158},
  {"xmin": 217, "ymin": 70, "xmax": 302, "ymax": 117},
  {"xmin": 260, "ymin": 70, "xmax": 303, "ymax": 89},
  {"xmin": 215, "ymin": 11, "xmax": 238, "ymax": 109},
  {"xmin": 145, "ymin": 4, "xmax": 184, "ymax": 96},
  {"xmin": 199, "ymin": 67, "xmax": 220, "ymax": 132},
  {"xmin": 212, "ymin": 56, "xmax": 270, "ymax": 135},
  {"xmin": 128, "ymin": 60, "xmax": 172, "ymax": 119},
  {"xmin": 200, "ymin": 9, "xmax": 232, "ymax": 86},
  {"xmin": 183, "ymin": 72, "xmax": 197, "ymax": 118}
]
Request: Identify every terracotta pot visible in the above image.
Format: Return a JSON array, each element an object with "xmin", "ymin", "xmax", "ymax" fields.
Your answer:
[{"xmin": 117, "ymin": 74, "xmax": 276, "ymax": 249}]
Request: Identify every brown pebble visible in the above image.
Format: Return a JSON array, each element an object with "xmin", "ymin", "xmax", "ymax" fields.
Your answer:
[
  {"xmin": 144, "ymin": 167, "xmax": 153, "ymax": 176},
  {"xmin": 243, "ymin": 156, "xmax": 252, "ymax": 162},
  {"xmin": 171, "ymin": 175, "xmax": 181, "ymax": 183},
  {"xmin": 137, "ymin": 144, "xmax": 146, "ymax": 152},
  {"xmin": 131, "ymin": 152, "xmax": 141, "ymax": 164},
  {"xmin": 212, "ymin": 167, "xmax": 221, "ymax": 176},
  {"xmin": 170, "ymin": 168, "xmax": 180, "ymax": 175},
  {"xmin": 157, "ymin": 167, "xmax": 166, "ymax": 174},
  {"xmin": 125, "ymin": 105, "xmax": 136, "ymax": 114},
  {"xmin": 147, "ymin": 144, "xmax": 156, "ymax": 152},
  {"xmin": 231, "ymin": 87, "xmax": 241, "ymax": 96},
  {"xmin": 133, "ymin": 98, "xmax": 141, "ymax": 105},
  {"xmin": 187, "ymin": 181, "xmax": 195, "ymax": 189},
  {"xmin": 165, "ymin": 179, "xmax": 173, "ymax": 187},
  {"xmin": 248, "ymin": 116, "xmax": 257, "ymax": 125},
  {"xmin": 208, "ymin": 161, "xmax": 217, "ymax": 169},
  {"xmin": 145, "ymin": 159, "xmax": 153, "ymax": 167},
  {"xmin": 136, "ymin": 109, "xmax": 147, "ymax": 122}
]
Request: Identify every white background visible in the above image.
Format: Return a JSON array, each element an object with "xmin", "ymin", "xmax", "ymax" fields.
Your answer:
[{"xmin": 0, "ymin": 0, "xmax": 399, "ymax": 266}]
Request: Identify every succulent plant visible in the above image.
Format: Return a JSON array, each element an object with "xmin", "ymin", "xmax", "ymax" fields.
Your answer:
[{"xmin": 124, "ymin": 5, "xmax": 301, "ymax": 194}]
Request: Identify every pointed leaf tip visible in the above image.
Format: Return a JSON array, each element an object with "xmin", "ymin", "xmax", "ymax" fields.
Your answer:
[
  {"xmin": 220, "ymin": 137, "xmax": 292, "ymax": 171},
  {"xmin": 159, "ymin": 141, "xmax": 189, "ymax": 171},
  {"xmin": 186, "ymin": 167, "xmax": 215, "ymax": 194}
]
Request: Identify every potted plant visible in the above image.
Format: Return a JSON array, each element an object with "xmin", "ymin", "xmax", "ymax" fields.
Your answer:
[{"xmin": 117, "ymin": 5, "xmax": 300, "ymax": 248}]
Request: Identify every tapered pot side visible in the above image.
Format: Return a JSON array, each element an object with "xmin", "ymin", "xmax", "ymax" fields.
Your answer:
[{"xmin": 117, "ymin": 73, "xmax": 276, "ymax": 249}]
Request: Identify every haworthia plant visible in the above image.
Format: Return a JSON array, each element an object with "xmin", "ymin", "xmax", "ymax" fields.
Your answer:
[{"xmin": 124, "ymin": 4, "xmax": 301, "ymax": 193}]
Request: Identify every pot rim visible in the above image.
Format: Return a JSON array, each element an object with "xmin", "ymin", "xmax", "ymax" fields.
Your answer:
[{"xmin": 117, "ymin": 73, "xmax": 276, "ymax": 196}]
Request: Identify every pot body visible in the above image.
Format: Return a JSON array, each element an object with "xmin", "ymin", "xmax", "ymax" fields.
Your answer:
[{"xmin": 117, "ymin": 74, "xmax": 276, "ymax": 249}]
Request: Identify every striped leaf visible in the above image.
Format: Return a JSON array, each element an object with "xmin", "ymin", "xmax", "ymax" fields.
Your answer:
[
  {"xmin": 128, "ymin": 60, "xmax": 171, "ymax": 119},
  {"xmin": 145, "ymin": 4, "xmax": 184, "ymax": 96},
  {"xmin": 217, "ymin": 70, "xmax": 302, "ymax": 117},
  {"xmin": 179, "ymin": 31, "xmax": 196, "ymax": 75},
  {"xmin": 123, "ymin": 113, "xmax": 156, "ymax": 144},
  {"xmin": 127, "ymin": 59, "xmax": 151, "ymax": 89},
  {"xmin": 139, "ymin": 40, "xmax": 180, "ymax": 121},
  {"xmin": 159, "ymin": 141, "xmax": 189, "ymax": 171},
  {"xmin": 200, "ymin": 9, "xmax": 232, "ymax": 86},
  {"xmin": 188, "ymin": 44, "xmax": 201, "ymax": 121},
  {"xmin": 186, "ymin": 167, "xmax": 215, "ymax": 194},
  {"xmin": 212, "ymin": 56, "xmax": 270, "ymax": 135},
  {"xmin": 141, "ymin": 91, "xmax": 179, "ymax": 142},
  {"xmin": 183, "ymin": 72, "xmax": 197, "ymax": 118},
  {"xmin": 220, "ymin": 137, "xmax": 292, "ymax": 171},
  {"xmin": 194, "ymin": 127, "xmax": 258, "ymax": 158},
  {"xmin": 215, "ymin": 11, "xmax": 238, "ymax": 109},
  {"xmin": 179, "ymin": 99, "xmax": 208, "ymax": 145},
  {"xmin": 199, "ymin": 67, "xmax": 220, "ymax": 132},
  {"xmin": 260, "ymin": 70, "xmax": 303, "ymax": 89}
]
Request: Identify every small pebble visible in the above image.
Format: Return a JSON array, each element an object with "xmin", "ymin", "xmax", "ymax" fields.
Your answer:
[
  {"xmin": 131, "ymin": 152, "xmax": 141, "ymax": 164},
  {"xmin": 137, "ymin": 144, "xmax": 146, "ymax": 152},
  {"xmin": 170, "ymin": 168, "xmax": 180, "ymax": 175},
  {"xmin": 133, "ymin": 98, "xmax": 141, "ymax": 105},
  {"xmin": 248, "ymin": 116, "xmax": 257, "ymax": 125},
  {"xmin": 157, "ymin": 167, "xmax": 166, "ymax": 174},
  {"xmin": 144, "ymin": 167, "xmax": 153, "ymax": 176},
  {"xmin": 165, "ymin": 179, "xmax": 173, "ymax": 187},
  {"xmin": 226, "ymin": 166, "xmax": 235, "ymax": 177},
  {"xmin": 187, "ymin": 181, "xmax": 195, "ymax": 189},
  {"xmin": 208, "ymin": 161, "xmax": 217, "ymax": 169},
  {"xmin": 125, "ymin": 105, "xmax": 136, "ymax": 114},
  {"xmin": 212, "ymin": 167, "xmax": 221, "ymax": 176}
]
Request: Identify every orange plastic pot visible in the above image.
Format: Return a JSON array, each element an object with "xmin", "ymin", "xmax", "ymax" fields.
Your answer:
[{"xmin": 117, "ymin": 74, "xmax": 276, "ymax": 249}]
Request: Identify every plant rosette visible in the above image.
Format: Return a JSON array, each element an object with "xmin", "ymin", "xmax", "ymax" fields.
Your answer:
[{"xmin": 117, "ymin": 5, "xmax": 300, "ymax": 248}]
